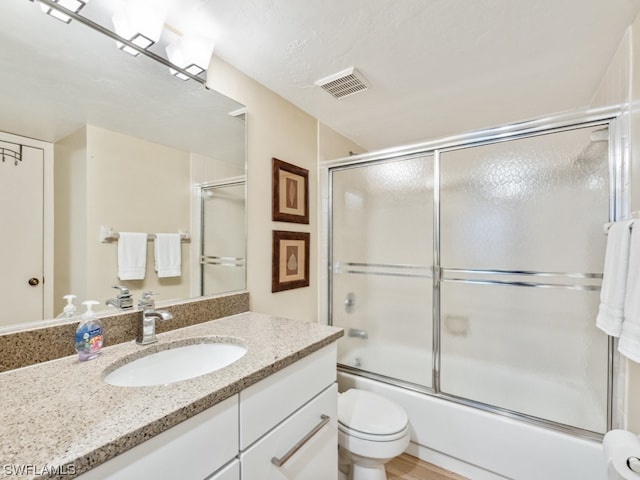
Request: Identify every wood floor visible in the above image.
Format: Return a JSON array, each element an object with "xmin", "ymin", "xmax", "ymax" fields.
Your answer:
[{"xmin": 386, "ymin": 453, "xmax": 469, "ymax": 480}]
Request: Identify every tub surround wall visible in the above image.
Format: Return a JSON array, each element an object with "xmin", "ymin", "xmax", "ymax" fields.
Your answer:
[
  {"xmin": 0, "ymin": 291, "xmax": 249, "ymax": 372},
  {"xmin": 629, "ymin": 12, "xmax": 640, "ymax": 434}
]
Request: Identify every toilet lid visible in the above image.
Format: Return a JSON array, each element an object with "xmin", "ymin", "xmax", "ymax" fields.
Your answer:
[{"xmin": 338, "ymin": 389, "xmax": 408, "ymax": 436}]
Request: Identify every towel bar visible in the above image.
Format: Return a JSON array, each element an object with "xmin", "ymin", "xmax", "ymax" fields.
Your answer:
[{"xmin": 100, "ymin": 226, "xmax": 190, "ymax": 243}]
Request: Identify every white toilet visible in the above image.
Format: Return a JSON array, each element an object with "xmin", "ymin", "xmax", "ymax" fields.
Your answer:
[{"xmin": 337, "ymin": 389, "xmax": 410, "ymax": 480}]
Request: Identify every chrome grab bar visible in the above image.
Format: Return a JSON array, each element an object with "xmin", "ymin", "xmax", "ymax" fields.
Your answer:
[
  {"xmin": 200, "ymin": 255, "xmax": 246, "ymax": 267},
  {"xmin": 334, "ymin": 261, "xmax": 603, "ymax": 290},
  {"xmin": 333, "ymin": 261, "xmax": 432, "ymax": 279},
  {"xmin": 271, "ymin": 414, "xmax": 330, "ymax": 467},
  {"xmin": 443, "ymin": 277, "xmax": 601, "ymax": 291}
]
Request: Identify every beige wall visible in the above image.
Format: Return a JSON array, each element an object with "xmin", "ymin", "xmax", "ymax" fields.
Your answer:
[
  {"xmin": 54, "ymin": 125, "xmax": 191, "ymax": 313},
  {"xmin": 206, "ymin": 58, "xmax": 364, "ymax": 323},
  {"xmin": 191, "ymin": 152, "xmax": 244, "ymax": 184},
  {"xmin": 206, "ymin": 58, "xmax": 318, "ymax": 322},
  {"xmin": 53, "ymin": 127, "xmax": 87, "ymax": 313}
]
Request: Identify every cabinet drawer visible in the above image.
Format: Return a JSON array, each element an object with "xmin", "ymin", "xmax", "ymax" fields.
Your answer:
[
  {"xmin": 207, "ymin": 459, "xmax": 240, "ymax": 480},
  {"xmin": 239, "ymin": 343, "xmax": 337, "ymax": 449},
  {"xmin": 78, "ymin": 395, "xmax": 239, "ymax": 480},
  {"xmin": 240, "ymin": 383, "xmax": 338, "ymax": 480}
]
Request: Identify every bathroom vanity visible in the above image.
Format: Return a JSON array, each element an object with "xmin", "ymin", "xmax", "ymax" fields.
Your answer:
[{"xmin": 0, "ymin": 312, "xmax": 342, "ymax": 479}]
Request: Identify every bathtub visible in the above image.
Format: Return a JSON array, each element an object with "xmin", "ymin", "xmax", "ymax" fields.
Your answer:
[{"xmin": 338, "ymin": 345, "xmax": 606, "ymax": 480}]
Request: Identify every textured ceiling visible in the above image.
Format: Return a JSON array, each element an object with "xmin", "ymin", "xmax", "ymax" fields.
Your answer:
[
  {"xmin": 185, "ymin": 0, "xmax": 640, "ymax": 151},
  {"xmin": 4, "ymin": 0, "xmax": 640, "ymax": 155},
  {"xmin": 0, "ymin": 0, "xmax": 245, "ymax": 163}
]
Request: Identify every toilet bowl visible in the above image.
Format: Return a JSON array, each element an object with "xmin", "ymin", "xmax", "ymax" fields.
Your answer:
[{"xmin": 338, "ymin": 389, "xmax": 410, "ymax": 480}]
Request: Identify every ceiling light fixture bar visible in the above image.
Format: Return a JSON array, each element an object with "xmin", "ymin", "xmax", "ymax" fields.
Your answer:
[
  {"xmin": 165, "ymin": 33, "xmax": 215, "ymax": 81},
  {"xmin": 39, "ymin": 0, "xmax": 87, "ymax": 24},
  {"xmin": 33, "ymin": 0, "xmax": 207, "ymax": 85}
]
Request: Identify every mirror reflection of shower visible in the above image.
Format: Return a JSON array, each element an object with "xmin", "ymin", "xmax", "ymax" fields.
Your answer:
[{"xmin": 199, "ymin": 178, "xmax": 246, "ymax": 296}]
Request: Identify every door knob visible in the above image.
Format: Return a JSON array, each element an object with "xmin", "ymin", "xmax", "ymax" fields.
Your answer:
[{"xmin": 28, "ymin": 277, "xmax": 39, "ymax": 286}]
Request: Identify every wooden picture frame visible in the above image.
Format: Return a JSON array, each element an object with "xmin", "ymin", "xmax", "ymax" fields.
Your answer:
[
  {"xmin": 272, "ymin": 230, "xmax": 310, "ymax": 292},
  {"xmin": 272, "ymin": 157, "xmax": 309, "ymax": 224}
]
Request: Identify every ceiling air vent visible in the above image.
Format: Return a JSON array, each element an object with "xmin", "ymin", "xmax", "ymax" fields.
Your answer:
[{"xmin": 315, "ymin": 67, "xmax": 368, "ymax": 99}]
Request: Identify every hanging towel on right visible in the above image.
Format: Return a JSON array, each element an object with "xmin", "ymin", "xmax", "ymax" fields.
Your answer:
[
  {"xmin": 619, "ymin": 220, "xmax": 640, "ymax": 362},
  {"xmin": 596, "ymin": 220, "xmax": 634, "ymax": 337},
  {"xmin": 154, "ymin": 233, "xmax": 181, "ymax": 278}
]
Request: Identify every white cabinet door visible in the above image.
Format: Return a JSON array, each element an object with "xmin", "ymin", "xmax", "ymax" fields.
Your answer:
[
  {"xmin": 207, "ymin": 459, "xmax": 240, "ymax": 480},
  {"xmin": 240, "ymin": 384, "xmax": 338, "ymax": 480},
  {"xmin": 0, "ymin": 138, "xmax": 45, "ymax": 324},
  {"xmin": 77, "ymin": 395, "xmax": 238, "ymax": 479},
  {"xmin": 240, "ymin": 343, "xmax": 337, "ymax": 449}
]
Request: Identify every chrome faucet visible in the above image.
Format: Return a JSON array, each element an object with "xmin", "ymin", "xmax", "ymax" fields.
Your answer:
[
  {"xmin": 136, "ymin": 291, "xmax": 173, "ymax": 345},
  {"xmin": 106, "ymin": 285, "xmax": 133, "ymax": 310},
  {"xmin": 348, "ymin": 328, "xmax": 368, "ymax": 340}
]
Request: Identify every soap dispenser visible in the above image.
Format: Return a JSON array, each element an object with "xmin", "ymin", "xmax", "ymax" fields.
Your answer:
[
  {"xmin": 56, "ymin": 294, "xmax": 77, "ymax": 319},
  {"xmin": 74, "ymin": 300, "xmax": 103, "ymax": 361}
]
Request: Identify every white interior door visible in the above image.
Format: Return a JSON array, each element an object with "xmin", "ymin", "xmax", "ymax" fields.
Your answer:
[{"xmin": 0, "ymin": 138, "xmax": 46, "ymax": 326}]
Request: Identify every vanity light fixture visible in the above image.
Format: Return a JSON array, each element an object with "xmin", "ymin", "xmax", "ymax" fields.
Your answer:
[
  {"xmin": 166, "ymin": 33, "xmax": 215, "ymax": 81},
  {"xmin": 33, "ymin": 0, "xmax": 207, "ymax": 85},
  {"xmin": 38, "ymin": 0, "xmax": 87, "ymax": 24},
  {"xmin": 112, "ymin": 0, "xmax": 167, "ymax": 56}
]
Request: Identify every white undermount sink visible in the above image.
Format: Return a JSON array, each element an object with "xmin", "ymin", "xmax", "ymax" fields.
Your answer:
[{"xmin": 103, "ymin": 339, "xmax": 247, "ymax": 387}]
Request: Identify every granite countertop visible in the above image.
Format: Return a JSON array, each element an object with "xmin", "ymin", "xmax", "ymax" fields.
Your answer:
[{"xmin": 0, "ymin": 312, "xmax": 343, "ymax": 479}]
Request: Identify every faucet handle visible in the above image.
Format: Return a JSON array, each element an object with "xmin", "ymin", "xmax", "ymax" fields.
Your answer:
[
  {"xmin": 111, "ymin": 285, "xmax": 133, "ymax": 309},
  {"xmin": 112, "ymin": 285, "xmax": 130, "ymax": 296},
  {"xmin": 139, "ymin": 291, "xmax": 158, "ymax": 309}
]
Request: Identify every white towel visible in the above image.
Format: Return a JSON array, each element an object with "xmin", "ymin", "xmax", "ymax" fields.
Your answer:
[
  {"xmin": 154, "ymin": 233, "xmax": 181, "ymax": 278},
  {"xmin": 596, "ymin": 220, "xmax": 634, "ymax": 337},
  {"xmin": 619, "ymin": 221, "xmax": 640, "ymax": 362},
  {"xmin": 117, "ymin": 232, "xmax": 147, "ymax": 280}
]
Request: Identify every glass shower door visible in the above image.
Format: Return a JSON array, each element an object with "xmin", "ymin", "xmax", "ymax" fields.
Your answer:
[
  {"xmin": 200, "ymin": 181, "xmax": 246, "ymax": 295},
  {"xmin": 438, "ymin": 125, "xmax": 610, "ymax": 433},
  {"xmin": 331, "ymin": 155, "xmax": 434, "ymax": 388}
]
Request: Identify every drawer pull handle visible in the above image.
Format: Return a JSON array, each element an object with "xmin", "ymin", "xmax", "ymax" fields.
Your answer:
[{"xmin": 271, "ymin": 414, "xmax": 331, "ymax": 467}]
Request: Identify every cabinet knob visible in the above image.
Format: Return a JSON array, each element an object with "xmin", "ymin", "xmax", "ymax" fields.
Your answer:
[{"xmin": 28, "ymin": 277, "xmax": 40, "ymax": 286}]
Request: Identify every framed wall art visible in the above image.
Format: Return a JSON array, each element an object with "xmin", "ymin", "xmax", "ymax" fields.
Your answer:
[
  {"xmin": 272, "ymin": 157, "xmax": 309, "ymax": 224},
  {"xmin": 272, "ymin": 230, "xmax": 310, "ymax": 292}
]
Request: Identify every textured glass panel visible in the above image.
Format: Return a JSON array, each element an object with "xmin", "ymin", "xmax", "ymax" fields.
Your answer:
[
  {"xmin": 333, "ymin": 273, "xmax": 433, "ymax": 387},
  {"xmin": 440, "ymin": 281, "xmax": 608, "ymax": 433},
  {"xmin": 202, "ymin": 264, "xmax": 245, "ymax": 296},
  {"xmin": 331, "ymin": 155, "xmax": 434, "ymax": 388},
  {"xmin": 201, "ymin": 183, "xmax": 246, "ymax": 295},
  {"xmin": 440, "ymin": 126, "xmax": 609, "ymax": 273},
  {"xmin": 332, "ymin": 156, "xmax": 434, "ymax": 265}
]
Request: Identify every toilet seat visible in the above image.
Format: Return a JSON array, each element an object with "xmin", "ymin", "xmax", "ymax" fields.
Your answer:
[
  {"xmin": 338, "ymin": 422, "xmax": 409, "ymax": 442},
  {"xmin": 338, "ymin": 389, "xmax": 409, "ymax": 441}
]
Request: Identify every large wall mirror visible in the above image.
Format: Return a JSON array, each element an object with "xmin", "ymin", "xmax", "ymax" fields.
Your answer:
[{"xmin": 0, "ymin": 0, "xmax": 247, "ymax": 329}]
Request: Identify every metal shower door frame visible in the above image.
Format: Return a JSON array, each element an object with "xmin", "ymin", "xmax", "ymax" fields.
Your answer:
[{"xmin": 326, "ymin": 106, "xmax": 628, "ymax": 441}]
